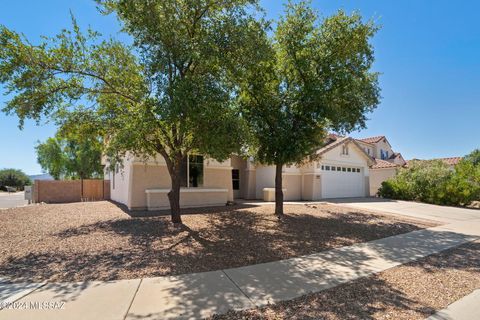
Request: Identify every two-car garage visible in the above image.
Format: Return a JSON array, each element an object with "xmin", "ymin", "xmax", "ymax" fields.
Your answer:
[
  {"xmin": 314, "ymin": 137, "xmax": 373, "ymax": 199},
  {"xmin": 320, "ymin": 164, "xmax": 366, "ymax": 198}
]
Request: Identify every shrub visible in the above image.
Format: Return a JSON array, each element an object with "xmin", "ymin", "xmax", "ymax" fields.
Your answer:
[
  {"xmin": 444, "ymin": 160, "xmax": 480, "ymax": 206},
  {"xmin": 379, "ymin": 160, "xmax": 451, "ymax": 203},
  {"xmin": 0, "ymin": 168, "xmax": 31, "ymax": 191},
  {"xmin": 377, "ymin": 158, "xmax": 480, "ymax": 206}
]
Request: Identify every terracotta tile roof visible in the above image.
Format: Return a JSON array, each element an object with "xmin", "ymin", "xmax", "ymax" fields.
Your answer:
[
  {"xmin": 439, "ymin": 157, "xmax": 462, "ymax": 165},
  {"xmin": 371, "ymin": 159, "xmax": 401, "ymax": 169},
  {"xmin": 405, "ymin": 157, "xmax": 463, "ymax": 166},
  {"xmin": 357, "ymin": 136, "xmax": 385, "ymax": 144},
  {"xmin": 327, "ymin": 133, "xmax": 340, "ymax": 140}
]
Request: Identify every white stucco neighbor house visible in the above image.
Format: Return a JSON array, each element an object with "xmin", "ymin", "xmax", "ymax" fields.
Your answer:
[
  {"xmin": 354, "ymin": 135, "xmax": 406, "ymax": 195},
  {"xmin": 105, "ymin": 134, "xmax": 405, "ymax": 210}
]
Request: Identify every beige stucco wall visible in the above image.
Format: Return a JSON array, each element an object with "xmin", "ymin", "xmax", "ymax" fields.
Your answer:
[
  {"xmin": 146, "ymin": 189, "xmax": 229, "ymax": 210},
  {"xmin": 369, "ymin": 168, "xmax": 397, "ymax": 196},
  {"xmin": 254, "ymin": 165, "xmax": 304, "ymax": 200},
  {"xmin": 302, "ymin": 174, "xmax": 314, "ymax": 200},
  {"xmin": 356, "ymin": 140, "xmax": 374, "ymax": 157},
  {"xmin": 129, "ymin": 163, "xmax": 170, "ymax": 209},
  {"xmin": 301, "ymin": 173, "xmax": 322, "ymax": 200},
  {"xmin": 283, "ymin": 174, "xmax": 302, "ymax": 201},
  {"xmin": 243, "ymin": 169, "xmax": 257, "ymax": 199},
  {"xmin": 126, "ymin": 163, "xmax": 233, "ymax": 210},
  {"xmin": 203, "ymin": 168, "xmax": 233, "ymax": 202},
  {"xmin": 255, "ymin": 165, "xmax": 276, "ymax": 199},
  {"xmin": 373, "ymin": 139, "xmax": 393, "ymax": 159},
  {"xmin": 365, "ymin": 176, "xmax": 370, "ymax": 197}
]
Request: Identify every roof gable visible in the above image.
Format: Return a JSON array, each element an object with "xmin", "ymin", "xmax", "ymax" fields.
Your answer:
[{"xmin": 317, "ymin": 137, "xmax": 375, "ymax": 166}]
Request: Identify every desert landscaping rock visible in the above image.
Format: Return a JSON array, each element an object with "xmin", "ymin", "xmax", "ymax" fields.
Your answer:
[
  {"xmin": 212, "ymin": 240, "xmax": 480, "ymax": 320},
  {"xmin": 0, "ymin": 201, "xmax": 435, "ymax": 282}
]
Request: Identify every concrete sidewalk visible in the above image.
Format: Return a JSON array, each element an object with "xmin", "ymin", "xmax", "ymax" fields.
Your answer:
[
  {"xmin": 1, "ymin": 219, "xmax": 480, "ymax": 320},
  {"xmin": 427, "ymin": 289, "xmax": 480, "ymax": 320}
]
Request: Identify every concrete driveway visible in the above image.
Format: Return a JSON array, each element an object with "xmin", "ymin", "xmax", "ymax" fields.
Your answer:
[
  {"xmin": 327, "ymin": 197, "xmax": 480, "ymax": 224},
  {"xmin": 0, "ymin": 192, "xmax": 28, "ymax": 209}
]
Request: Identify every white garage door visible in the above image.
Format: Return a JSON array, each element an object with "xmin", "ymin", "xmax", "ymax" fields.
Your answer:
[{"xmin": 321, "ymin": 165, "xmax": 365, "ymax": 198}]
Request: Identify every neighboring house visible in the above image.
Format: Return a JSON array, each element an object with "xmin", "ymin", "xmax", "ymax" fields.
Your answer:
[{"xmin": 355, "ymin": 135, "xmax": 406, "ymax": 195}]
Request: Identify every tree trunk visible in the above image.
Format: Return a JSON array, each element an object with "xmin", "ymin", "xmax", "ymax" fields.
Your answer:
[
  {"xmin": 168, "ymin": 172, "xmax": 182, "ymax": 224},
  {"xmin": 275, "ymin": 163, "xmax": 284, "ymax": 216}
]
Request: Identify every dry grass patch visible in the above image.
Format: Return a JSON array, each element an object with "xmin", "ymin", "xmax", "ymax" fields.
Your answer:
[{"xmin": 0, "ymin": 201, "xmax": 435, "ymax": 282}]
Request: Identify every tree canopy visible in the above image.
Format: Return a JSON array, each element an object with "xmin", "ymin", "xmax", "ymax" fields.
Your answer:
[
  {"xmin": 0, "ymin": 168, "xmax": 31, "ymax": 191},
  {"xmin": 464, "ymin": 149, "xmax": 480, "ymax": 166},
  {"xmin": 1, "ymin": 0, "xmax": 382, "ymax": 220},
  {"xmin": 0, "ymin": 0, "xmax": 265, "ymax": 223},
  {"xmin": 36, "ymin": 133, "xmax": 103, "ymax": 180},
  {"xmin": 238, "ymin": 1, "xmax": 380, "ymax": 214}
]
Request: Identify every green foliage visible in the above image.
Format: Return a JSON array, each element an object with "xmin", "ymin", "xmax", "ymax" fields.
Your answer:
[
  {"xmin": 239, "ymin": 1, "xmax": 380, "ymax": 166},
  {"xmin": 237, "ymin": 1, "xmax": 380, "ymax": 214},
  {"xmin": 35, "ymin": 137, "xmax": 66, "ymax": 180},
  {"xmin": 0, "ymin": 168, "xmax": 31, "ymax": 190},
  {"xmin": 0, "ymin": 1, "xmax": 266, "ymax": 222},
  {"xmin": 445, "ymin": 159, "xmax": 480, "ymax": 205},
  {"xmin": 464, "ymin": 149, "xmax": 480, "ymax": 166},
  {"xmin": 36, "ymin": 132, "xmax": 103, "ymax": 180},
  {"xmin": 379, "ymin": 156, "xmax": 480, "ymax": 206}
]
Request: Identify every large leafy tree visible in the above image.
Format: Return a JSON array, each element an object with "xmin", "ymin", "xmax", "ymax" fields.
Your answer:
[
  {"xmin": 36, "ymin": 133, "xmax": 103, "ymax": 180},
  {"xmin": 0, "ymin": 168, "xmax": 31, "ymax": 191},
  {"xmin": 239, "ymin": 2, "xmax": 380, "ymax": 215},
  {"xmin": 0, "ymin": 0, "xmax": 264, "ymax": 223},
  {"xmin": 35, "ymin": 137, "xmax": 65, "ymax": 180}
]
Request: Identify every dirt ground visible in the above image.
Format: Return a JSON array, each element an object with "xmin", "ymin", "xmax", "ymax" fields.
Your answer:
[{"xmin": 0, "ymin": 201, "xmax": 435, "ymax": 282}]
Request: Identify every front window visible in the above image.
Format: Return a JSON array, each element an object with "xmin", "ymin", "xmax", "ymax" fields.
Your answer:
[
  {"xmin": 380, "ymin": 149, "xmax": 391, "ymax": 160},
  {"xmin": 342, "ymin": 145, "xmax": 349, "ymax": 155},
  {"xmin": 188, "ymin": 155, "xmax": 203, "ymax": 187},
  {"xmin": 232, "ymin": 169, "xmax": 240, "ymax": 190},
  {"xmin": 179, "ymin": 155, "xmax": 204, "ymax": 187}
]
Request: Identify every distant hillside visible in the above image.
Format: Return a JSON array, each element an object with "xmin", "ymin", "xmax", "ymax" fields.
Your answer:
[{"xmin": 29, "ymin": 173, "xmax": 54, "ymax": 181}]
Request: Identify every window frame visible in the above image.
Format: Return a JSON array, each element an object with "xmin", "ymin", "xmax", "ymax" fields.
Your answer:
[
  {"xmin": 232, "ymin": 169, "xmax": 240, "ymax": 190},
  {"xmin": 180, "ymin": 155, "xmax": 205, "ymax": 188}
]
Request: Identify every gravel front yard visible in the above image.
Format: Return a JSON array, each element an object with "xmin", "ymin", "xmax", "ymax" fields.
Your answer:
[
  {"xmin": 0, "ymin": 201, "xmax": 435, "ymax": 282},
  {"xmin": 213, "ymin": 240, "xmax": 480, "ymax": 320}
]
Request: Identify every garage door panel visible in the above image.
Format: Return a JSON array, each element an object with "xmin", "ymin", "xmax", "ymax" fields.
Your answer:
[{"xmin": 321, "ymin": 168, "xmax": 364, "ymax": 199}]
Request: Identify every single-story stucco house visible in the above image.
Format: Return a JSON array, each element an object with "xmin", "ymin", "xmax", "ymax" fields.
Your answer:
[{"xmin": 105, "ymin": 134, "xmax": 405, "ymax": 210}]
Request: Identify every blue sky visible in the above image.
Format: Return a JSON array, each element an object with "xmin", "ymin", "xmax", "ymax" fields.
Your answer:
[{"xmin": 1, "ymin": 0, "xmax": 479, "ymax": 174}]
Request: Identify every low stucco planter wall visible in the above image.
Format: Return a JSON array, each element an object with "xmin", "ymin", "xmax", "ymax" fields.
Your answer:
[
  {"xmin": 262, "ymin": 188, "xmax": 287, "ymax": 202},
  {"xmin": 145, "ymin": 188, "xmax": 229, "ymax": 210}
]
